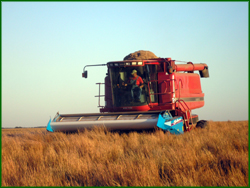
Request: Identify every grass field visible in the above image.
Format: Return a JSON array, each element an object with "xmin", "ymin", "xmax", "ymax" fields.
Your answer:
[{"xmin": 1, "ymin": 121, "xmax": 249, "ymax": 186}]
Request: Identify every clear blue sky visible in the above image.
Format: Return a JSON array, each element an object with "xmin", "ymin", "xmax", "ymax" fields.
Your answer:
[{"xmin": 2, "ymin": 2, "xmax": 248, "ymax": 128}]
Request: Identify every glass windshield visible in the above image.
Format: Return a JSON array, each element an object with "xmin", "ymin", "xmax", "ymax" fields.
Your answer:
[
  {"xmin": 145, "ymin": 64, "xmax": 158, "ymax": 103},
  {"xmin": 109, "ymin": 65, "xmax": 158, "ymax": 107}
]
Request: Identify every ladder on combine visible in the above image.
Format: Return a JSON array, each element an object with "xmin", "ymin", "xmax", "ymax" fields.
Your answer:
[{"xmin": 174, "ymin": 99, "xmax": 194, "ymax": 132}]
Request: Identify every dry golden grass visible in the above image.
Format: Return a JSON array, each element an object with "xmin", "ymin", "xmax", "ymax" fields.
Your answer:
[{"xmin": 1, "ymin": 121, "xmax": 248, "ymax": 186}]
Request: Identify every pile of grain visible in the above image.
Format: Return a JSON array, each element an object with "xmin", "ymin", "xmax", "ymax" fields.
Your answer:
[{"xmin": 123, "ymin": 50, "xmax": 158, "ymax": 60}]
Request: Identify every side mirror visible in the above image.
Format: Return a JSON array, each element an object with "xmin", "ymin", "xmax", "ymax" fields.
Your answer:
[{"xmin": 82, "ymin": 70, "xmax": 88, "ymax": 78}]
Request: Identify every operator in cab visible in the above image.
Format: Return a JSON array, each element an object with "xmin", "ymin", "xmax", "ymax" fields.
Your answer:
[{"xmin": 128, "ymin": 69, "xmax": 144, "ymax": 102}]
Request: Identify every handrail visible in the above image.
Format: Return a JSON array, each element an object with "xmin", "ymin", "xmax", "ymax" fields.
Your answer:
[
  {"xmin": 95, "ymin": 83, "xmax": 105, "ymax": 108},
  {"xmin": 147, "ymin": 79, "xmax": 176, "ymax": 103},
  {"xmin": 83, "ymin": 64, "xmax": 106, "ymax": 72},
  {"xmin": 174, "ymin": 99, "xmax": 194, "ymax": 131}
]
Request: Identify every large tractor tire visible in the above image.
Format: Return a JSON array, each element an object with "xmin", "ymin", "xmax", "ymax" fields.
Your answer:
[{"xmin": 196, "ymin": 120, "xmax": 208, "ymax": 128}]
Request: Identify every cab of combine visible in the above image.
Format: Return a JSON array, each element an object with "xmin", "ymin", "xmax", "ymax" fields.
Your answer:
[{"xmin": 82, "ymin": 58, "xmax": 209, "ymax": 114}]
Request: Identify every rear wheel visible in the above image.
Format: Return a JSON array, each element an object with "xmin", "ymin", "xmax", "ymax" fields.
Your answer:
[
  {"xmin": 196, "ymin": 120, "xmax": 208, "ymax": 128},
  {"xmin": 189, "ymin": 115, "xmax": 199, "ymax": 125}
]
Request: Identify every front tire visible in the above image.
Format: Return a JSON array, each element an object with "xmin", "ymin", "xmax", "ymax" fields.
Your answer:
[{"xmin": 196, "ymin": 120, "xmax": 208, "ymax": 128}]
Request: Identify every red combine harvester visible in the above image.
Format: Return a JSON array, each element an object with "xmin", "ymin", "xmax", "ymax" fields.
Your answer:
[{"xmin": 47, "ymin": 58, "xmax": 209, "ymax": 134}]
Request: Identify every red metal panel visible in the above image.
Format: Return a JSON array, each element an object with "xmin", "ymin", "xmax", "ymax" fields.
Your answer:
[
  {"xmin": 174, "ymin": 73, "xmax": 204, "ymax": 110},
  {"xmin": 157, "ymin": 72, "xmax": 173, "ymax": 105},
  {"xmin": 174, "ymin": 73, "xmax": 203, "ymax": 98},
  {"xmin": 102, "ymin": 105, "xmax": 151, "ymax": 112}
]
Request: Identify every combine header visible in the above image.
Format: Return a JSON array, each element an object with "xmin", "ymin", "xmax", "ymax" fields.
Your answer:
[{"xmin": 47, "ymin": 57, "xmax": 209, "ymax": 134}]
